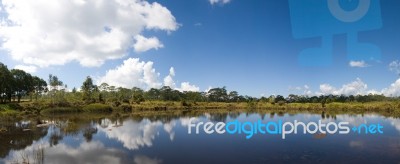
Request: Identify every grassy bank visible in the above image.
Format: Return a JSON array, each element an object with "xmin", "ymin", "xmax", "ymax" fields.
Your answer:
[{"xmin": 1, "ymin": 101, "xmax": 400, "ymax": 117}]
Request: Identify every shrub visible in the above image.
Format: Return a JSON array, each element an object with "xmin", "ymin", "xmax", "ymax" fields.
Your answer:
[
  {"xmin": 116, "ymin": 104, "xmax": 132, "ymax": 112},
  {"xmin": 41, "ymin": 107, "xmax": 81, "ymax": 114},
  {"xmin": 82, "ymin": 103, "xmax": 112, "ymax": 113},
  {"xmin": 277, "ymin": 101, "xmax": 286, "ymax": 106}
]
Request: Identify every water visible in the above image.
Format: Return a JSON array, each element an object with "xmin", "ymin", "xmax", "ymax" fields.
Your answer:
[{"xmin": 1, "ymin": 111, "xmax": 400, "ymax": 164}]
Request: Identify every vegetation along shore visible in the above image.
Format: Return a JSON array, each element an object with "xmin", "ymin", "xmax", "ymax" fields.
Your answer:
[{"xmin": 1, "ymin": 62, "xmax": 400, "ymax": 118}]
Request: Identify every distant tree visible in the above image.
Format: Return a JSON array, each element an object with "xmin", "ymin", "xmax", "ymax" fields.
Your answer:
[
  {"xmin": 208, "ymin": 87, "xmax": 228, "ymax": 102},
  {"xmin": 131, "ymin": 87, "xmax": 145, "ymax": 104},
  {"xmin": 228, "ymin": 91, "xmax": 239, "ymax": 102},
  {"xmin": 275, "ymin": 95, "xmax": 285, "ymax": 103},
  {"xmin": 81, "ymin": 76, "xmax": 96, "ymax": 102},
  {"xmin": 145, "ymin": 88, "xmax": 161, "ymax": 100},
  {"xmin": 182, "ymin": 91, "xmax": 204, "ymax": 102},
  {"xmin": 32, "ymin": 76, "xmax": 47, "ymax": 101},
  {"xmin": 268, "ymin": 95, "xmax": 276, "ymax": 104},
  {"xmin": 48, "ymin": 74, "xmax": 63, "ymax": 91},
  {"xmin": 99, "ymin": 83, "xmax": 109, "ymax": 92}
]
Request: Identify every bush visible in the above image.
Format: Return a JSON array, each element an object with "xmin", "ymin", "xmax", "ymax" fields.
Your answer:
[
  {"xmin": 181, "ymin": 100, "xmax": 192, "ymax": 107},
  {"xmin": 82, "ymin": 103, "xmax": 112, "ymax": 113},
  {"xmin": 116, "ymin": 104, "xmax": 132, "ymax": 112},
  {"xmin": 41, "ymin": 107, "xmax": 81, "ymax": 114},
  {"xmin": 277, "ymin": 101, "xmax": 286, "ymax": 106}
]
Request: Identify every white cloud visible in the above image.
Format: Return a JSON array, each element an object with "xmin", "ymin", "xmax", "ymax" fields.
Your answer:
[
  {"xmin": 381, "ymin": 78, "xmax": 400, "ymax": 97},
  {"xmin": 288, "ymin": 85, "xmax": 312, "ymax": 96},
  {"xmin": 97, "ymin": 58, "xmax": 200, "ymax": 91},
  {"xmin": 96, "ymin": 58, "xmax": 161, "ymax": 90},
  {"xmin": 315, "ymin": 78, "xmax": 400, "ymax": 97},
  {"xmin": 389, "ymin": 60, "xmax": 400, "ymax": 74},
  {"xmin": 349, "ymin": 60, "xmax": 368, "ymax": 68},
  {"xmin": 14, "ymin": 64, "xmax": 37, "ymax": 73},
  {"xmin": 179, "ymin": 82, "xmax": 200, "ymax": 92},
  {"xmin": 0, "ymin": 0, "xmax": 179, "ymax": 67},
  {"xmin": 317, "ymin": 78, "xmax": 367, "ymax": 95},
  {"xmin": 162, "ymin": 67, "xmax": 200, "ymax": 92},
  {"xmin": 133, "ymin": 35, "xmax": 164, "ymax": 53},
  {"xmin": 163, "ymin": 67, "xmax": 176, "ymax": 88},
  {"xmin": 209, "ymin": 0, "xmax": 231, "ymax": 5}
]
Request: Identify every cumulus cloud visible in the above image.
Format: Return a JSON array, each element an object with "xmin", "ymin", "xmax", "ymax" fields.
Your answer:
[
  {"xmin": 209, "ymin": 0, "xmax": 231, "ymax": 5},
  {"xmin": 97, "ymin": 58, "xmax": 200, "ymax": 91},
  {"xmin": 162, "ymin": 67, "xmax": 200, "ymax": 92},
  {"xmin": 96, "ymin": 58, "xmax": 161, "ymax": 89},
  {"xmin": 0, "ymin": 0, "xmax": 179, "ymax": 67},
  {"xmin": 179, "ymin": 82, "xmax": 200, "ymax": 92},
  {"xmin": 349, "ymin": 60, "xmax": 369, "ymax": 68},
  {"xmin": 163, "ymin": 67, "xmax": 176, "ymax": 88},
  {"xmin": 315, "ymin": 78, "xmax": 400, "ymax": 97},
  {"xmin": 381, "ymin": 79, "xmax": 400, "ymax": 97},
  {"xmin": 14, "ymin": 65, "xmax": 37, "ymax": 73},
  {"xmin": 133, "ymin": 35, "xmax": 164, "ymax": 53},
  {"xmin": 317, "ymin": 78, "xmax": 368, "ymax": 95}
]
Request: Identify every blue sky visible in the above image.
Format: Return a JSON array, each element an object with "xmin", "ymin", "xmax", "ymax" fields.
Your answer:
[{"xmin": 1, "ymin": 0, "xmax": 400, "ymax": 97}]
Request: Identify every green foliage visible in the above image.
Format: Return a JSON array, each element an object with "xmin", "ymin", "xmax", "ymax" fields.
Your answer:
[
  {"xmin": 41, "ymin": 107, "xmax": 81, "ymax": 114},
  {"xmin": 81, "ymin": 76, "xmax": 97, "ymax": 102},
  {"xmin": 207, "ymin": 87, "xmax": 228, "ymax": 102},
  {"xmin": 82, "ymin": 103, "xmax": 112, "ymax": 113}
]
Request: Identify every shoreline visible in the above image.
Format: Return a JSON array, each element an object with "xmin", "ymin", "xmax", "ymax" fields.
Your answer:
[{"xmin": 1, "ymin": 101, "xmax": 400, "ymax": 118}]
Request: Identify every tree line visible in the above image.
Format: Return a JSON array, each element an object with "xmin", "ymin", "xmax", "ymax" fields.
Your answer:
[
  {"xmin": 0, "ymin": 63, "xmax": 47, "ymax": 103},
  {"xmin": 0, "ymin": 62, "xmax": 396, "ymax": 105}
]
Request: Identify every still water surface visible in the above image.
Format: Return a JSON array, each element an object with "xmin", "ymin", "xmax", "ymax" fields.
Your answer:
[{"xmin": 1, "ymin": 111, "xmax": 400, "ymax": 163}]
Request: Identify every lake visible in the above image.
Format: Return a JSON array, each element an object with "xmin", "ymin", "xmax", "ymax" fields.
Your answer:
[{"xmin": 1, "ymin": 111, "xmax": 400, "ymax": 164}]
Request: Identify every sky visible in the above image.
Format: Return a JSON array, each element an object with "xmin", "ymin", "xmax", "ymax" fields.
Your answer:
[{"xmin": 1, "ymin": 0, "xmax": 400, "ymax": 97}]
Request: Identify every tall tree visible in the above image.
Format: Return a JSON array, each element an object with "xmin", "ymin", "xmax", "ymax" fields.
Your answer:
[
  {"xmin": 48, "ymin": 74, "xmax": 63, "ymax": 104},
  {"xmin": 0, "ymin": 63, "xmax": 13, "ymax": 103},
  {"xmin": 11, "ymin": 69, "xmax": 34, "ymax": 102},
  {"xmin": 32, "ymin": 76, "xmax": 48, "ymax": 101},
  {"xmin": 81, "ymin": 76, "xmax": 96, "ymax": 102},
  {"xmin": 207, "ymin": 87, "xmax": 228, "ymax": 102}
]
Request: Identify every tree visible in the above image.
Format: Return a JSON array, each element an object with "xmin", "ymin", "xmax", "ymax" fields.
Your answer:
[
  {"xmin": 0, "ymin": 63, "xmax": 13, "ymax": 103},
  {"xmin": 81, "ymin": 76, "xmax": 96, "ymax": 102},
  {"xmin": 99, "ymin": 83, "xmax": 109, "ymax": 92},
  {"xmin": 160, "ymin": 86, "xmax": 180, "ymax": 101},
  {"xmin": 117, "ymin": 87, "xmax": 131, "ymax": 103},
  {"xmin": 11, "ymin": 69, "xmax": 34, "ymax": 103},
  {"xmin": 207, "ymin": 87, "xmax": 228, "ymax": 102},
  {"xmin": 48, "ymin": 74, "xmax": 63, "ymax": 91},
  {"xmin": 228, "ymin": 91, "xmax": 239, "ymax": 102},
  {"xmin": 131, "ymin": 87, "xmax": 145, "ymax": 104},
  {"xmin": 32, "ymin": 76, "xmax": 47, "ymax": 101},
  {"xmin": 48, "ymin": 74, "xmax": 64, "ymax": 104},
  {"xmin": 275, "ymin": 95, "xmax": 285, "ymax": 103},
  {"xmin": 145, "ymin": 88, "xmax": 161, "ymax": 100}
]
